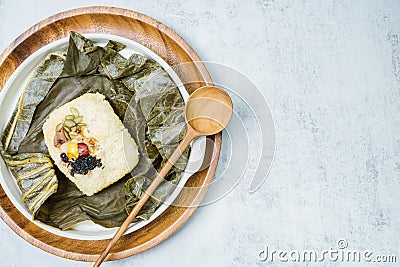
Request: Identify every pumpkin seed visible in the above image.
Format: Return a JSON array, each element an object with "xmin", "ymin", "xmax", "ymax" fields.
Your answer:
[
  {"xmin": 74, "ymin": 116, "xmax": 83, "ymax": 123},
  {"xmin": 63, "ymin": 126, "xmax": 71, "ymax": 133},
  {"xmin": 65, "ymin": 115, "xmax": 75, "ymax": 120},
  {"xmin": 70, "ymin": 126, "xmax": 77, "ymax": 132},
  {"xmin": 56, "ymin": 123, "xmax": 63, "ymax": 132},
  {"xmin": 64, "ymin": 131, "xmax": 71, "ymax": 140},
  {"xmin": 70, "ymin": 107, "xmax": 79, "ymax": 116},
  {"xmin": 64, "ymin": 120, "xmax": 76, "ymax": 127},
  {"xmin": 77, "ymin": 123, "xmax": 87, "ymax": 126},
  {"xmin": 69, "ymin": 132, "xmax": 80, "ymax": 139}
]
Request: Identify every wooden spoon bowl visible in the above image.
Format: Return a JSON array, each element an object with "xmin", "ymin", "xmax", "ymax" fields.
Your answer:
[{"xmin": 186, "ymin": 86, "xmax": 233, "ymax": 135}]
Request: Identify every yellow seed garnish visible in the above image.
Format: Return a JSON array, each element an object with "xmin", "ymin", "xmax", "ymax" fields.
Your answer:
[
  {"xmin": 70, "ymin": 107, "xmax": 79, "ymax": 116},
  {"xmin": 67, "ymin": 142, "xmax": 79, "ymax": 160},
  {"xmin": 74, "ymin": 116, "xmax": 83, "ymax": 123},
  {"xmin": 55, "ymin": 123, "xmax": 63, "ymax": 132}
]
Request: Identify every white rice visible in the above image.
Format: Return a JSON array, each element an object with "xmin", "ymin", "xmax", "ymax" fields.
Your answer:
[{"xmin": 42, "ymin": 93, "xmax": 139, "ymax": 196}]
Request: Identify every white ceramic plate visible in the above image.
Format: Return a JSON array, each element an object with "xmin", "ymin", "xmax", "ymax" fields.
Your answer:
[{"xmin": 0, "ymin": 34, "xmax": 205, "ymax": 240}]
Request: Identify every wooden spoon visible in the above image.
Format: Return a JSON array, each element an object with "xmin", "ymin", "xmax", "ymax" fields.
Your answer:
[{"xmin": 94, "ymin": 86, "xmax": 233, "ymax": 266}]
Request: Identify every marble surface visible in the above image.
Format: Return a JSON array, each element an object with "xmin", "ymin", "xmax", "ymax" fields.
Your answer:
[{"xmin": 1, "ymin": 1, "xmax": 400, "ymax": 266}]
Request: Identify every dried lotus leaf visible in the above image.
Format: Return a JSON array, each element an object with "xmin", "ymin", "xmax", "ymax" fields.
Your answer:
[{"xmin": 0, "ymin": 31, "xmax": 190, "ymax": 230}]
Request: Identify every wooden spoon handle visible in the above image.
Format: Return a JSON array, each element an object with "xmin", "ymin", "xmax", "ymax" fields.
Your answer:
[{"xmin": 94, "ymin": 127, "xmax": 198, "ymax": 266}]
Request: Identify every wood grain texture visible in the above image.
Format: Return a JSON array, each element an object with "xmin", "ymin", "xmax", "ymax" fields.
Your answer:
[{"xmin": 0, "ymin": 6, "xmax": 222, "ymax": 262}]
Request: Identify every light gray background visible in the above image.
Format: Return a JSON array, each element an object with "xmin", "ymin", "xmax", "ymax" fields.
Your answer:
[{"xmin": 0, "ymin": 1, "xmax": 399, "ymax": 266}]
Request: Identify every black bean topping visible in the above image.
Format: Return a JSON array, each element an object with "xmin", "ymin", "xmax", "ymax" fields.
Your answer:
[
  {"xmin": 60, "ymin": 153, "xmax": 69, "ymax": 163},
  {"xmin": 69, "ymin": 155, "xmax": 102, "ymax": 176}
]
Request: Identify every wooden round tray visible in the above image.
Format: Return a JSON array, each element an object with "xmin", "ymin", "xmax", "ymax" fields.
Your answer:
[{"xmin": 0, "ymin": 7, "xmax": 221, "ymax": 262}]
